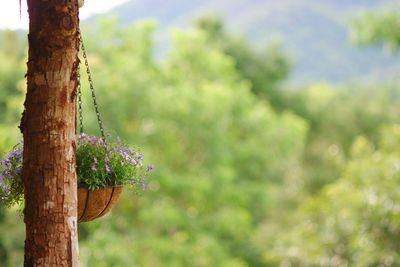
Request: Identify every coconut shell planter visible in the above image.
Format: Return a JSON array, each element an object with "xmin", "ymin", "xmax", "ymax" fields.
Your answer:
[{"xmin": 78, "ymin": 185, "xmax": 123, "ymax": 223}]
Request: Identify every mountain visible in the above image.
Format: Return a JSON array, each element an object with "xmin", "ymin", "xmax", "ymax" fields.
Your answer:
[{"xmin": 96, "ymin": 0, "xmax": 400, "ymax": 83}]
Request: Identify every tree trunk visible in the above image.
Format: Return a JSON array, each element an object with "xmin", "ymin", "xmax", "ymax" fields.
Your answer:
[{"xmin": 22, "ymin": 1, "xmax": 80, "ymax": 266}]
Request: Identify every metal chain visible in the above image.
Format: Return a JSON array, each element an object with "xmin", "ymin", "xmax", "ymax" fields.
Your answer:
[
  {"xmin": 77, "ymin": 64, "xmax": 84, "ymax": 134},
  {"xmin": 78, "ymin": 31, "xmax": 106, "ymax": 139}
]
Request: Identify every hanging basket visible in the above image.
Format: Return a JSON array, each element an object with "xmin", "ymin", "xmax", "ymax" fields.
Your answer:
[{"xmin": 78, "ymin": 185, "xmax": 123, "ymax": 223}]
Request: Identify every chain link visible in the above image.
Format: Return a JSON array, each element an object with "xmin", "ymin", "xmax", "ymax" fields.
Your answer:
[
  {"xmin": 77, "ymin": 64, "xmax": 84, "ymax": 134},
  {"xmin": 78, "ymin": 30, "xmax": 106, "ymax": 139}
]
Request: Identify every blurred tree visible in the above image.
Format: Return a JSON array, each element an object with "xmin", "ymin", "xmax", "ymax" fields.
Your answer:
[
  {"xmin": 194, "ymin": 15, "xmax": 291, "ymax": 108},
  {"xmin": 0, "ymin": 30, "xmax": 26, "ymax": 266},
  {"xmin": 76, "ymin": 18, "xmax": 307, "ymax": 267},
  {"xmin": 249, "ymin": 10, "xmax": 400, "ymax": 265},
  {"xmin": 0, "ymin": 48, "xmax": 24, "ymax": 124},
  {"xmin": 351, "ymin": 10, "xmax": 400, "ymax": 51},
  {"xmin": 280, "ymin": 82, "xmax": 400, "ymax": 192},
  {"xmin": 260, "ymin": 126, "xmax": 400, "ymax": 266}
]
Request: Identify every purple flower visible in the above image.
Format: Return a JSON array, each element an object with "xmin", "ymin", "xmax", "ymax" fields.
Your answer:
[
  {"xmin": 91, "ymin": 165, "xmax": 97, "ymax": 171},
  {"xmin": 105, "ymin": 164, "xmax": 110, "ymax": 173},
  {"xmin": 140, "ymin": 177, "xmax": 146, "ymax": 188},
  {"xmin": 16, "ymin": 152, "xmax": 22, "ymax": 160},
  {"xmin": 147, "ymin": 165, "xmax": 154, "ymax": 172},
  {"xmin": 123, "ymin": 147, "xmax": 132, "ymax": 154},
  {"xmin": 104, "ymin": 144, "xmax": 111, "ymax": 152},
  {"xmin": 138, "ymin": 154, "xmax": 144, "ymax": 161},
  {"xmin": 107, "ymin": 133, "xmax": 113, "ymax": 138},
  {"xmin": 129, "ymin": 179, "xmax": 136, "ymax": 185},
  {"xmin": 89, "ymin": 136, "xmax": 97, "ymax": 144},
  {"xmin": 79, "ymin": 133, "xmax": 88, "ymax": 143},
  {"xmin": 14, "ymin": 167, "xmax": 22, "ymax": 175},
  {"xmin": 117, "ymin": 136, "xmax": 122, "ymax": 144}
]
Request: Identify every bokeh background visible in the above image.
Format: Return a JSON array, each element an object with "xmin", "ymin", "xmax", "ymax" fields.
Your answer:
[{"xmin": 1, "ymin": 0, "xmax": 400, "ymax": 266}]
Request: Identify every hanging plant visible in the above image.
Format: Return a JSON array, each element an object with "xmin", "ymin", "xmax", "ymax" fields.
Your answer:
[
  {"xmin": 75, "ymin": 133, "xmax": 153, "ymax": 222},
  {"xmin": 76, "ymin": 133, "xmax": 150, "ymax": 191},
  {"xmin": 0, "ymin": 30, "xmax": 153, "ymax": 222},
  {"xmin": 0, "ymin": 134, "xmax": 153, "ymax": 221}
]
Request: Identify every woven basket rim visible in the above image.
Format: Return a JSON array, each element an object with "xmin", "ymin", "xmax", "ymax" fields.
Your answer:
[{"xmin": 78, "ymin": 184, "xmax": 124, "ymax": 190}]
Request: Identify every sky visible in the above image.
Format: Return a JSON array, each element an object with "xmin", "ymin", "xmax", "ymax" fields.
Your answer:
[{"xmin": 0, "ymin": 0, "xmax": 129, "ymax": 29}]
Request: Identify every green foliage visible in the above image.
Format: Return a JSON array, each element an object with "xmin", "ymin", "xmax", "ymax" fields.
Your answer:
[
  {"xmin": 0, "ymin": 208, "xmax": 23, "ymax": 267},
  {"xmin": 194, "ymin": 15, "xmax": 291, "ymax": 108},
  {"xmin": 351, "ymin": 10, "xmax": 400, "ymax": 51},
  {"xmin": 0, "ymin": 31, "xmax": 25, "ymax": 126},
  {"xmin": 263, "ymin": 126, "xmax": 400, "ymax": 266},
  {"xmin": 280, "ymin": 82, "xmax": 400, "ymax": 192}
]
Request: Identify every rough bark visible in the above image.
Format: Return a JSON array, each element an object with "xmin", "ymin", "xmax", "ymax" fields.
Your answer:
[{"xmin": 22, "ymin": 1, "xmax": 80, "ymax": 266}]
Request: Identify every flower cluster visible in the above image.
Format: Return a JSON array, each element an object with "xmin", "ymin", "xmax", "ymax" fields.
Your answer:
[
  {"xmin": 0, "ymin": 134, "xmax": 153, "ymax": 207},
  {"xmin": 76, "ymin": 133, "xmax": 154, "ymax": 190},
  {"xmin": 0, "ymin": 142, "xmax": 24, "ymax": 207}
]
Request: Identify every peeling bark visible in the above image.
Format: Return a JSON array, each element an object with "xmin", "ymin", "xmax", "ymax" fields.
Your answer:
[{"xmin": 23, "ymin": 1, "xmax": 80, "ymax": 266}]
